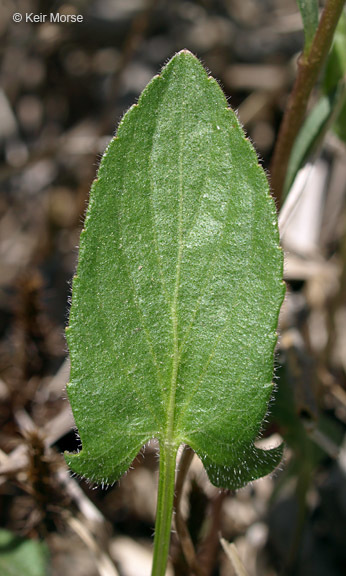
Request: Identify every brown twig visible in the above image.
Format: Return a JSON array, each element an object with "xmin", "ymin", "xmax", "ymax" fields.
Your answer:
[
  {"xmin": 67, "ymin": 516, "xmax": 119, "ymax": 576},
  {"xmin": 220, "ymin": 539, "xmax": 249, "ymax": 576},
  {"xmin": 196, "ymin": 491, "xmax": 228, "ymax": 576},
  {"xmin": 174, "ymin": 445, "xmax": 204, "ymax": 576},
  {"xmin": 270, "ymin": 0, "xmax": 345, "ymax": 206}
]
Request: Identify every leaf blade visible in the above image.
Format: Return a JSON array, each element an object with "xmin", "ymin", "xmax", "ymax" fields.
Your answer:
[
  {"xmin": 283, "ymin": 84, "xmax": 346, "ymax": 198},
  {"xmin": 297, "ymin": 0, "xmax": 319, "ymax": 54},
  {"xmin": 65, "ymin": 51, "xmax": 285, "ymax": 488},
  {"xmin": 323, "ymin": 8, "xmax": 346, "ymax": 142},
  {"xmin": 0, "ymin": 530, "xmax": 49, "ymax": 576}
]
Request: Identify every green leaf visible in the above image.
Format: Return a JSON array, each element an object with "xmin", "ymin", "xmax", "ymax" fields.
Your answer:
[
  {"xmin": 0, "ymin": 530, "xmax": 49, "ymax": 576},
  {"xmin": 323, "ymin": 9, "xmax": 346, "ymax": 93},
  {"xmin": 297, "ymin": 0, "xmax": 319, "ymax": 54},
  {"xmin": 323, "ymin": 9, "xmax": 346, "ymax": 142},
  {"xmin": 283, "ymin": 83, "xmax": 346, "ymax": 198},
  {"xmin": 65, "ymin": 50, "xmax": 285, "ymax": 491},
  {"xmin": 283, "ymin": 8, "xmax": 346, "ymax": 196}
]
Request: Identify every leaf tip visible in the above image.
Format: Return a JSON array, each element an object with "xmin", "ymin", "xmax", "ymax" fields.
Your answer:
[{"xmin": 175, "ymin": 48, "xmax": 196, "ymax": 57}]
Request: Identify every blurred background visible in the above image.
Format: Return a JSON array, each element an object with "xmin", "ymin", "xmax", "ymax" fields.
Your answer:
[{"xmin": 1, "ymin": 1, "xmax": 346, "ymax": 575}]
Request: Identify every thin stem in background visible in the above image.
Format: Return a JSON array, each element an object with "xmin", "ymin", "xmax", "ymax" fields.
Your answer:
[
  {"xmin": 174, "ymin": 446, "xmax": 229, "ymax": 576},
  {"xmin": 197, "ymin": 491, "xmax": 228, "ymax": 576},
  {"xmin": 270, "ymin": 0, "xmax": 345, "ymax": 206},
  {"xmin": 174, "ymin": 446, "xmax": 204, "ymax": 576}
]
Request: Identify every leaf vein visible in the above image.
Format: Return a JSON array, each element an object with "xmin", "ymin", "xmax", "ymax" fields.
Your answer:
[
  {"xmin": 166, "ymin": 102, "xmax": 185, "ymax": 441},
  {"xmin": 148, "ymin": 115, "xmax": 173, "ymax": 311}
]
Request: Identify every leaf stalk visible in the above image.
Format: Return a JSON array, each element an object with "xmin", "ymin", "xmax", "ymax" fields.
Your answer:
[{"xmin": 151, "ymin": 442, "xmax": 178, "ymax": 576}]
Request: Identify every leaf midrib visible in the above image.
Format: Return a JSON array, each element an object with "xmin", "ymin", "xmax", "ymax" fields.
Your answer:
[{"xmin": 165, "ymin": 99, "xmax": 185, "ymax": 446}]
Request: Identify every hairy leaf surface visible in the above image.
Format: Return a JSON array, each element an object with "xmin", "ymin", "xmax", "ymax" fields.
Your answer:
[{"xmin": 65, "ymin": 51, "xmax": 285, "ymax": 490}]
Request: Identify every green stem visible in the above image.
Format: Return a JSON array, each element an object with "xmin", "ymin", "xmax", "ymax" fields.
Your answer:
[
  {"xmin": 270, "ymin": 0, "xmax": 345, "ymax": 206},
  {"xmin": 151, "ymin": 442, "xmax": 178, "ymax": 576}
]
